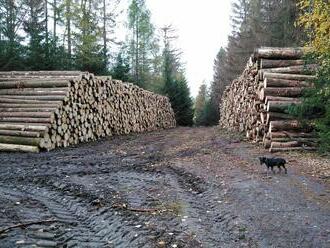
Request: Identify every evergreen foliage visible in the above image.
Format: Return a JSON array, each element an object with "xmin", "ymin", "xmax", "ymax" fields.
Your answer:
[
  {"xmin": 195, "ymin": 83, "xmax": 208, "ymax": 126},
  {"xmin": 127, "ymin": 0, "xmax": 156, "ymax": 88},
  {"xmin": 290, "ymin": 0, "xmax": 330, "ymax": 152},
  {"xmin": 169, "ymin": 77, "xmax": 194, "ymax": 126},
  {"xmin": 209, "ymin": 0, "xmax": 303, "ymax": 127},
  {"xmin": 111, "ymin": 52, "xmax": 131, "ymax": 82},
  {"xmin": 160, "ymin": 25, "xmax": 194, "ymax": 126}
]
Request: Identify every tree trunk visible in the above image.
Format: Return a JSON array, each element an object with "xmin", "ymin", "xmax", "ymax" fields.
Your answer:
[
  {"xmin": 260, "ymin": 87, "xmax": 304, "ymax": 100},
  {"xmin": 0, "ymin": 80, "xmax": 69, "ymax": 89},
  {"xmin": 264, "ymin": 78, "xmax": 313, "ymax": 88},
  {"xmin": 265, "ymin": 96, "xmax": 301, "ymax": 105},
  {"xmin": 53, "ymin": 0, "xmax": 57, "ymax": 38},
  {"xmin": 269, "ymin": 131, "xmax": 316, "ymax": 139},
  {"xmin": 254, "ymin": 47, "xmax": 304, "ymax": 60},
  {"xmin": 0, "ymin": 143, "xmax": 39, "ymax": 153},
  {"xmin": 269, "ymin": 147, "xmax": 316, "ymax": 153},
  {"xmin": 0, "ymin": 103, "xmax": 61, "ymax": 108},
  {"xmin": 270, "ymin": 120, "xmax": 311, "ymax": 132},
  {"xmin": 262, "ymin": 72, "xmax": 316, "ymax": 81},
  {"xmin": 261, "ymin": 64, "xmax": 318, "ymax": 75},
  {"xmin": 0, "ymin": 112, "xmax": 54, "ymax": 118},
  {"xmin": 0, "ymin": 107, "xmax": 56, "ymax": 112},
  {"xmin": 0, "ymin": 98, "xmax": 63, "ymax": 105},
  {"xmin": 267, "ymin": 100, "xmax": 301, "ymax": 112},
  {"xmin": 266, "ymin": 112, "xmax": 293, "ymax": 124},
  {"xmin": 0, "ymin": 130, "xmax": 43, "ymax": 138},
  {"xmin": 0, "ymin": 123, "xmax": 48, "ymax": 132},
  {"xmin": 260, "ymin": 59, "xmax": 305, "ymax": 69},
  {"xmin": 0, "ymin": 135, "xmax": 41, "ymax": 146},
  {"xmin": 0, "ymin": 117, "xmax": 53, "ymax": 123},
  {"xmin": 0, "ymin": 88, "xmax": 68, "ymax": 95}
]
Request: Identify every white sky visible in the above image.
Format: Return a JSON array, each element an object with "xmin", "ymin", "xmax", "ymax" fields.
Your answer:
[{"xmin": 116, "ymin": 0, "xmax": 232, "ymax": 97}]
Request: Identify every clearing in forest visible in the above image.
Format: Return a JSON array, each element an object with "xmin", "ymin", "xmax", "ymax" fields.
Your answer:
[{"xmin": 0, "ymin": 127, "xmax": 329, "ymax": 247}]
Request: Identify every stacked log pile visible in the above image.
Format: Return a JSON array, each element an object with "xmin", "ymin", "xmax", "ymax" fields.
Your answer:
[
  {"xmin": 0, "ymin": 71, "xmax": 176, "ymax": 152},
  {"xmin": 220, "ymin": 47, "xmax": 318, "ymax": 152}
]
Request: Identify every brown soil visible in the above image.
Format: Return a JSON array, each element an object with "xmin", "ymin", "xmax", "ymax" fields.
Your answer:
[{"xmin": 0, "ymin": 127, "xmax": 329, "ymax": 247}]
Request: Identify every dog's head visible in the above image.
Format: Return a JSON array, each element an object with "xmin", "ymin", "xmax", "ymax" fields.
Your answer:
[{"xmin": 258, "ymin": 157, "xmax": 266, "ymax": 165}]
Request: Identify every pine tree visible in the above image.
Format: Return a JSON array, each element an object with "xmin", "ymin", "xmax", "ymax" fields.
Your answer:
[
  {"xmin": 170, "ymin": 77, "xmax": 194, "ymax": 126},
  {"xmin": 160, "ymin": 25, "xmax": 194, "ymax": 126},
  {"xmin": 23, "ymin": 0, "xmax": 48, "ymax": 70},
  {"xmin": 111, "ymin": 51, "xmax": 131, "ymax": 82},
  {"xmin": 74, "ymin": 0, "xmax": 104, "ymax": 74},
  {"xmin": 209, "ymin": 47, "xmax": 228, "ymax": 124},
  {"xmin": 127, "ymin": 0, "xmax": 156, "ymax": 88},
  {"xmin": 0, "ymin": 0, "xmax": 25, "ymax": 70},
  {"xmin": 195, "ymin": 83, "xmax": 208, "ymax": 126}
]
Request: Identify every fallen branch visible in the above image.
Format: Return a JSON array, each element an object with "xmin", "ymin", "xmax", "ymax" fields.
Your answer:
[{"xmin": 0, "ymin": 219, "xmax": 58, "ymax": 235}]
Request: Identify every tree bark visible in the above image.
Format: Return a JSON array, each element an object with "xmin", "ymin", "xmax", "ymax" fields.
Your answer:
[
  {"xmin": 269, "ymin": 131, "xmax": 316, "ymax": 139},
  {"xmin": 265, "ymin": 96, "xmax": 301, "ymax": 105},
  {"xmin": 260, "ymin": 59, "xmax": 305, "ymax": 69},
  {"xmin": 0, "ymin": 107, "xmax": 56, "ymax": 112},
  {"xmin": 270, "ymin": 120, "xmax": 311, "ymax": 132},
  {"xmin": 0, "ymin": 112, "xmax": 54, "ymax": 118},
  {"xmin": 0, "ymin": 135, "xmax": 41, "ymax": 146},
  {"xmin": 0, "ymin": 130, "xmax": 42, "ymax": 138},
  {"xmin": 262, "ymin": 72, "xmax": 316, "ymax": 81},
  {"xmin": 0, "ymin": 117, "xmax": 53, "ymax": 123},
  {"xmin": 0, "ymin": 103, "xmax": 60, "ymax": 108},
  {"xmin": 254, "ymin": 47, "xmax": 304, "ymax": 60},
  {"xmin": 0, "ymin": 81, "xmax": 69, "ymax": 89},
  {"xmin": 269, "ymin": 147, "xmax": 316, "ymax": 153},
  {"xmin": 0, "ymin": 143, "xmax": 39, "ymax": 153},
  {"xmin": 0, "ymin": 123, "xmax": 48, "ymax": 132},
  {"xmin": 266, "ymin": 112, "xmax": 294, "ymax": 124},
  {"xmin": 260, "ymin": 87, "xmax": 304, "ymax": 100},
  {"xmin": 267, "ymin": 101, "xmax": 301, "ymax": 112},
  {"xmin": 264, "ymin": 78, "xmax": 313, "ymax": 88},
  {"xmin": 261, "ymin": 64, "xmax": 318, "ymax": 75}
]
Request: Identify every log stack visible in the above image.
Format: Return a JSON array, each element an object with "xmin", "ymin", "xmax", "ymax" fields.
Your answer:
[
  {"xmin": 0, "ymin": 71, "xmax": 176, "ymax": 152},
  {"xmin": 220, "ymin": 47, "xmax": 318, "ymax": 152}
]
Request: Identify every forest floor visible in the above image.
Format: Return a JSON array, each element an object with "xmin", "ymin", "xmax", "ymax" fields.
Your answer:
[{"xmin": 0, "ymin": 127, "xmax": 329, "ymax": 248}]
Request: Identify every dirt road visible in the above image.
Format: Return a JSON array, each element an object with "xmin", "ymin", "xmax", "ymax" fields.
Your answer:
[{"xmin": 0, "ymin": 127, "xmax": 329, "ymax": 247}]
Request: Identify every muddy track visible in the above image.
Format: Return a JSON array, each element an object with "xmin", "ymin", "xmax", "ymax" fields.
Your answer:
[
  {"xmin": 0, "ymin": 127, "xmax": 329, "ymax": 247},
  {"xmin": 0, "ymin": 162, "xmax": 250, "ymax": 247}
]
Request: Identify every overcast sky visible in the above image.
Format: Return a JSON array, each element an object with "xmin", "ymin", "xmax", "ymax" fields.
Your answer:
[
  {"xmin": 117, "ymin": 0, "xmax": 232, "ymax": 97},
  {"xmin": 145, "ymin": 0, "xmax": 232, "ymax": 97}
]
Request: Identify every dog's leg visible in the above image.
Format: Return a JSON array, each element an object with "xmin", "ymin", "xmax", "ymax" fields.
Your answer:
[
  {"xmin": 271, "ymin": 166, "xmax": 275, "ymax": 174},
  {"xmin": 283, "ymin": 165, "xmax": 287, "ymax": 174},
  {"xmin": 278, "ymin": 166, "xmax": 282, "ymax": 173}
]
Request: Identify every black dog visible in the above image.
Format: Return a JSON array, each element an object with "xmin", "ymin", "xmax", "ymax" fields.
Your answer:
[{"xmin": 259, "ymin": 157, "xmax": 287, "ymax": 174}]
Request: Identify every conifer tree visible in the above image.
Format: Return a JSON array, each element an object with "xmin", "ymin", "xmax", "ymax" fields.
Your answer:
[
  {"xmin": 0, "ymin": 0, "xmax": 25, "ymax": 70},
  {"xmin": 74, "ymin": 0, "xmax": 104, "ymax": 73},
  {"xmin": 23, "ymin": 0, "xmax": 48, "ymax": 70},
  {"xmin": 111, "ymin": 51, "xmax": 131, "ymax": 82}
]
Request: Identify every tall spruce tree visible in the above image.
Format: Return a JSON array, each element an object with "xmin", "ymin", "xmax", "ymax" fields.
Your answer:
[
  {"xmin": 195, "ymin": 83, "xmax": 208, "ymax": 125},
  {"xmin": 0, "ymin": 0, "xmax": 25, "ymax": 70},
  {"xmin": 161, "ymin": 25, "xmax": 194, "ymax": 126},
  {"xmin": 23, "ymin": 0, "xmax": 48, "ymax": 70},
  {"xmin": 209, "ymin": 47, "xmax": 228, "ymax": 124},
  {"xmin": 127, "ymin": 0, "xmax": 156, "ymax": 88},
  {"xmin": 111, "ymin": 51, "xmax": 131, "ymax": 82},
  {"xmin": 74, "ymin": 0, "xmax": 104, "ymax": 73}
]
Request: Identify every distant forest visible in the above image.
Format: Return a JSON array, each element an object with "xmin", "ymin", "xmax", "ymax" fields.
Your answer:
[
  {"xmin": 0, "ymin": 0, "xmax": 194, "ymax": 126},
  {"xmin": 196, "ymin": 0, "xmax": 305, "ymax": 126},
  {"xmin": 0, "ymin": 0, "xmax": 329, "ymax": 136}
]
